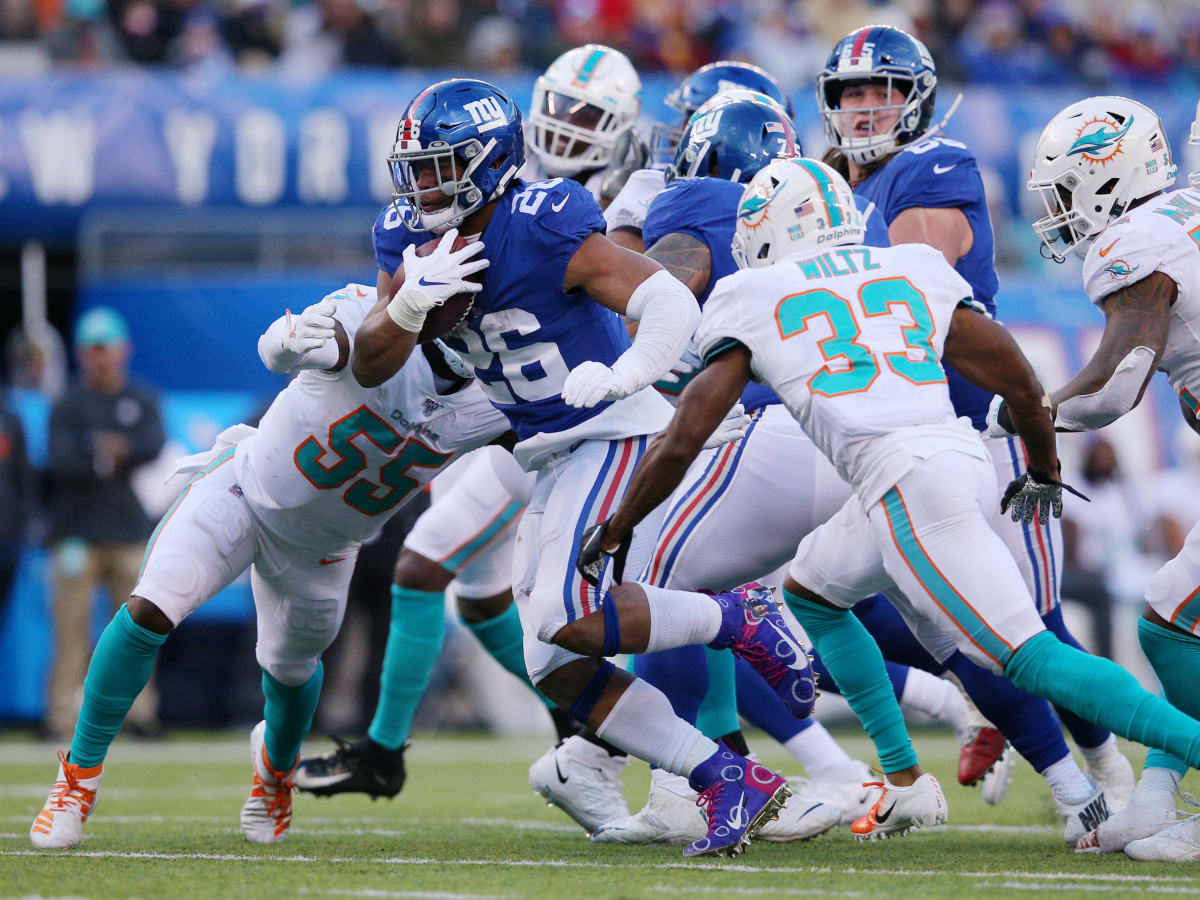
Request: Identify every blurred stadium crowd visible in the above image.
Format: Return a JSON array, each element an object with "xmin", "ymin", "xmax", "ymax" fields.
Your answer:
[{"xmin": 0, "ymin": 0, "xmax": 1197, "ymax": 86}]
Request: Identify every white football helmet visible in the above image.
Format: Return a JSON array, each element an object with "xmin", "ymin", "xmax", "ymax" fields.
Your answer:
[
  {"xmin": 1028, "ymin": 96, "xmax": 1176, "ymax": 263},
  {"xmin": 1189, "ymin": 97, "xmax": 1200, "ymax": 188},
  {"xmin": 731, "ymin": 158, "xmax": 864, "ymax": 269},
  {"xmin": 528, "ymin": 44, "xmax": 642, "ymax": 179}
]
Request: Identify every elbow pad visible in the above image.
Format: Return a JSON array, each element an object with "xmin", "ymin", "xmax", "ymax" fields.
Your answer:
[
  {"xmin": 1054, "ymin": 345, "xmax": 1155, "ymax": 431},
  {"xmin": 611, "ymin": 269, "xmax": 702, "ymax": 394}
]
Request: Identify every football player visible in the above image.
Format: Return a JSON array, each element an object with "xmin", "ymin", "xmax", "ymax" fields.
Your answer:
[
  {"xmin": 351, "ymin": 78, "xmax": 810, "ymax": 858},
  {"xmin": 29, "ymin": 284, "xmax": 509, "ymax": 849},
  {"xmin": 818, "ymin": 23, "xmax": 1133, "ymax": 834},
  {"xmin": 1004, "ymin": 97, "xmax": 1200, "ymax": 860},
  {"xmin": 296, "ymin": 47, "xmax": 648, "ymax": 824},
  {"xmin": 581, "ymin": 156, "xmax": 1200, "ymax": 841}
]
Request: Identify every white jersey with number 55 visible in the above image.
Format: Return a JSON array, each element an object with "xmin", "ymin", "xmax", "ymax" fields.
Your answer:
[
  {"xmin": 233, "ymin": 287, "xmax": 509, "ymax": 550},
  {"xmin": 695, "ymin": 242, "xmax": 988, "ymax": 505}
]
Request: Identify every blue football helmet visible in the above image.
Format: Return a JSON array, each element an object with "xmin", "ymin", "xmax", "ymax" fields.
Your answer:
[
  {"xmin": 389, "ymin": 78, "xmax": 525, "ymax": 232},
  {"xmin": 650, "ymin": 61, "xmax": 792, "ymax": 168},
  {"xmin": 817, "ymin": 25, "xmax": 937, "ymax": 165},
  {"xmin": 668, "ymin": 92, "xmax": 801, "ymax": 184}
]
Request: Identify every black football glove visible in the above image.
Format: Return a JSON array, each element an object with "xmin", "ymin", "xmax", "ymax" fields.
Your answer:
[
  {"xmin": 576, "ymin": 519, "xmax": 632, "ymax": 588},
  {"xmin": 1000, "ymin": 469, "xmax": 1089, "ymax": 525}
]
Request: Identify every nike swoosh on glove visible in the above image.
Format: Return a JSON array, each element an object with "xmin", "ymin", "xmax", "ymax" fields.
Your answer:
[
  {"xmin": 387, "ymin": 228, "xmax": 489, "ymax": 332},
  {"xmin": 561, "ymin": 361, "xmax": 639, "ymax": 409}
]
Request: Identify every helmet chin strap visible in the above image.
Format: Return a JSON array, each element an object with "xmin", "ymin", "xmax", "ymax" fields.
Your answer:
[{"xmin": 914, "ymin": 92, "xmax": 964, "ymax": 143}]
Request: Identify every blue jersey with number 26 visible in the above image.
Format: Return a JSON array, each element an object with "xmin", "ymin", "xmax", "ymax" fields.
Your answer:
[
  {"xmin": 373, "ymin": 178, "xmax": 630, "ymax": 443},
  {"xmin": 643, "ymin": 176, "xmax": 779, "ymax": 412},
  {"xmin": 854, "ymin": 136, "xmax": 998, "ymax": 429}
]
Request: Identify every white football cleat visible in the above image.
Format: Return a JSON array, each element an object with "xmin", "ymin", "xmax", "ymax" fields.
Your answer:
[
  {"xmin": 1084, "ymin": 742, "xmax": 1136, "ymax": 814},
  {"xmin": 806, "ymin": 760, "xmax": 880, "ymax": 825},
  {"xmin": 1057, "ymin": 778, "xmax": 1111, "ymax": 846},
  {"xmin": 1125, "ymin": 813, "xmax": 1200, "ymax": 861},
  {"xmin": 590, "ymin": 768, "xmax": 704, "ymax": 845},
  {"xmin": 30, "ymin": 751, "xmax": 103, "ymax": 849},
  {"xmin": 757, "ymin": 780, "xmax": 842, "ymax": 842},
  {"xmin": 240, "ymin": 721, "xmax": 298, "ymax": 843},
  {"xmin": 980, "ymin": 745, "xmax": 1013, "ymax": 806},
  {"xmin": 850, "ymin": 773, "xmax": 948, "ymax": 840},
  {"xmin": 529, "ymin": 735, "xmax": 629, "ymax": 834},
  {"xmin": 1076, "ymin": 771, "xmax": 1186, "ymax": 853}
]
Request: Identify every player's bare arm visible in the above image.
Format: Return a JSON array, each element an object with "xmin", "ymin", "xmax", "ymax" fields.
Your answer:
[
  {"xmin": 607, "ymin": 226, "xmax": 645, "ymax": 253},
  {"xmin": 942, "ymin": 306, "xmax": 1058, "ymax": 477},
  {"xmin": 1048, "ymin": 270, "xmax": 1175, "ymax": 428},
  {"xmin": 644, "ymin": 232, "xmax": 712, "ymax": 299},
  {"xmin": 563, "ymin": 230, "xmax": 666, "ymax": 310},
  {"xmin": 889, "ymin": 206, "xmax": 973, "ymax": 266},
  {"xmin": 353, "ymin": 267, "xmax": 418, "ymax": 388},
  {"xmin": 600, "ymin": 346, "xmax": 751, "ymax": 552}
]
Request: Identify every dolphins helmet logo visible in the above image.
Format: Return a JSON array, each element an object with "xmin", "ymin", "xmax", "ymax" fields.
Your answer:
[
  {"xmin": 1104, "ymin": 258, "xmax": 1140, "ymax": 281},
  {"xmin": 738, "ymin": 179, "xmax": 787, "ymax": 231},
  {"xmin": 1068, "ymin": 115, "xmax": 1133, "ymax": 167}
]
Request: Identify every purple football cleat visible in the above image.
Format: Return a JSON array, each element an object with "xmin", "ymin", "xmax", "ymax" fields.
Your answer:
[
  {"xmin": 684, "ymin": 746, "xmax": 791, "ymax": 857},
  {"xmin": 708, "ymin": 582, "xmax": 817, "ymax": 719}
]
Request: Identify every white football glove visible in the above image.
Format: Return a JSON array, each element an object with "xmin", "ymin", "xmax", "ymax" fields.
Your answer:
[
  {"xmin": 658, "ymin": 345, "xmax": 704, "ymax": 385},
  {"xmin": 386, "ymin": 228, "xmax": 490, "ymax": 332},
  {"xmin": 284, "ymin": 299, "xmax": 336, "ymax": 354},
  {"xmin": 703, "ymin": 402, "xmax": 751, "ymax": 449},
  {"xmin": 984, "ymin": 393, "xmax": 1017, "ymax": 439},
  {"xmin": 561, "ymin": 360, "xmax": 639, "ymax": 409}
]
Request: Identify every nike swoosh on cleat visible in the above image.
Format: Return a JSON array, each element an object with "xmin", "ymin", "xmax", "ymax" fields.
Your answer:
[
  {"xmin": 874, "ymin": 801, "xmax": 898, "ymax": 824},
  {"xmin": 554, "ymin": 759, "xmax": 569, "ymax": 784},
  {"xmin": 765, "ymin": 620, "xmax": 810, "ymax": 672},
  {"xmin": 726, "ymin": 793, "xmax": 749, "ymax": 829}
]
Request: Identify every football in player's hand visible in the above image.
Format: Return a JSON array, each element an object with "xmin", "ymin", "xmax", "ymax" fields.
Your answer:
[{"xmin": 407, "ymin": 233, "xmax": 482, "ymax": 344}]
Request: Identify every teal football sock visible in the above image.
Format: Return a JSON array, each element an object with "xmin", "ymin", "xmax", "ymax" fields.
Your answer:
[
  {"xmin": 1138, "ymin": 618, "xmax": 1200, "ymax": 777},
  {"xmin": 70, "ymin": 604, "xmax": 168, "ymax": 769},
  {"xmin": 1007, "ymin": 630, "xmax": 1200, "ymax": 770},
  {"xmin": 695, "ymin": 648, "xmax": 739, "ymax": 739},
  {"xmin": 784, "ymin": 587, "xmax": 918, "ymax": 772},
  {"xmin": 465, "ymin": 603, "xmax": 552, "ymax": 708},
  {"xmin": 369, "ymin": 585, "xmax": 446, "ymax": 750},
  {"xmin": 261, "ymin": 662, "xmax": 323, "ymax": 772}
]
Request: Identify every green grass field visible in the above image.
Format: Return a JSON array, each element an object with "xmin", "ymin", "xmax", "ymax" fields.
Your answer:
[{"xmin": 2, "ymin": 729, "xmax": 1198, "ymax": 899}]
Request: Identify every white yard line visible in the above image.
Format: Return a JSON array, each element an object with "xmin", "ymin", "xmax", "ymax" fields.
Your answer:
[
  {"xmin": 974, "ymin": 881, "xmax": 1200, "ymax": 895},
  {"xmin": 298, "ymin": 889, "xmax": 512, "ymax": 900},
  {"xmin": 4, "ymin": 849, "xmax": 1199, "ymax": 885},
  {"xmin": 649, "ymin": 886, "xmax": 864, "ymax": 897}
]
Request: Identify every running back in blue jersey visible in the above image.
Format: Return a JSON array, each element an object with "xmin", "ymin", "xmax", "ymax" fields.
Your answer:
[
  {"xmin": 853, "ymin": 136, "xmax": 997, "ymax": 428},
  {"xmin": 379, "ymin": 177, "xmax": 630, "ymax": 442},
  {"xmin": 373, "ymin": 200, "xmax": 418, "ymax": 276},
  {"xmin": 642, "ymin": 176, "xmax": 778, "ymax": 412}
]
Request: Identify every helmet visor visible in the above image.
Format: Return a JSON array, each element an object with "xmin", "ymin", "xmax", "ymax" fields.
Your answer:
[{"xmin": 389, "ymin": 136, "xmax": 488, "ymax": 231}]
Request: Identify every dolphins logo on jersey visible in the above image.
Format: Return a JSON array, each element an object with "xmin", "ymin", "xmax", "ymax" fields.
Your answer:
[
  {"xmin": 737, "ymin": 178, "xmax": 787, "ymax": 231},
  {"xmin": 1068, "ymin": 115, "xmax": 1133, "ymax": 166},
  {"xmin": 1104, "ymin": 258, "xmax": 1140, "ymax": 281}
]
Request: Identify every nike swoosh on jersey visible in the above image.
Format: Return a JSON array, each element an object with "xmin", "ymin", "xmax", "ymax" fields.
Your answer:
[
  {"xmin": 1098, "ymin": 238, "xmax": 1121, "ymax": 257},
  {"xmin": 319, "ymin": 556, "xmax": 351, "ymax": 565},
  {"xmin": 933, "ymin": 163, "xmax": 957, "ymax": 174},
  {"xmin": 551, "ymin": 196, "xmax": 569, "ymax": 212},
  {"xmin": 356, "ymin": 286, "xmax": 367, "ymax": 296}
]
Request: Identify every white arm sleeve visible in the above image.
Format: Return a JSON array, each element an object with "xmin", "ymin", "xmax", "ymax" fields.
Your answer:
[
  {"xmin": 610, "ymin": 269, "xmax": 701, "ymax": 394},
  {"xmin": 1054, "ymin": 345, "xmax": 1155, "ymax": 431},
  {"xmin": 257, "ymin": 314, "xmax": 340, "ymax": 374}
]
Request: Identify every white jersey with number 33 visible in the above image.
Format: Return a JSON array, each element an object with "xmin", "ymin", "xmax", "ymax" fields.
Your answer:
[
  {"xmin": 695, "ymin": 243, "xmax": 987, "ymax": 505},
  {"xmin": 234, "ymin": 286, "xmax": 508, "ymax": 550}
]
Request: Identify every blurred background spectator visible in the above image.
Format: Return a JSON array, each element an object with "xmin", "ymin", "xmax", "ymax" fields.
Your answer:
[
  {"xmin": 0, "ymin": 381, "xmax": 34, "ymax": 627},
  {"xmin": 0, "ymin": 0, "xmax": 1193, "ymax": 86},
  {"xmin": 41, "ymin": 307, "xmax": 164, "ymax": 740}
]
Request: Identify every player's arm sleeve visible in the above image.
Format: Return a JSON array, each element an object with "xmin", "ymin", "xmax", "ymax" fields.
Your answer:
[{"xmin": 611, "ymin": 268, "xmax": 701, "ymax": 392}]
